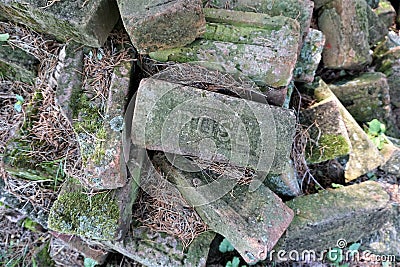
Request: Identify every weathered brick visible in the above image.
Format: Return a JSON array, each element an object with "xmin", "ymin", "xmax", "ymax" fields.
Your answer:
[
  {"xmin": 155, "ymin": 154, "xmax": 293, "ymax": 264},
  {"xmin": 151, "ymin": 63, "xmax": 273, "ymax": 105},
  {"xmin": 117, "ymin": 0, "xmax": 205, "ymax": 53},
  {"xmin": 55, "ymin": 43, "xmax": 84, "ymax": 122},
  {"xmin": 151, "ymin": 9, "xmax": 301, "ymax": 88},
  {"xmin": 375, "ymin": 44, "xmax": 400, "ymax": 129},
  {"xmin": 318, "ymin": 0, "xmax": 371, "ymax": 69},
  {"xmin": 380, "ymin": 143, "xmax": 400, "ymax": 176},
  {"xmin": 0, "ymin": 0, "xmax": 119, "ymax": 47},
  {"xmin": 293, "ymin": 29, "xmax": 325, "ymax": 83},
  {"xmin": 275, "ymin": 181, "xmax": 391, "ymax": 253},
  {"xmin": 376, "ymin": 0, "xmax": 396, "ymax": 28},
  {"xmin": 50, "ymin": 233, "xmax": 109, "ymax": 265},
  {"xmin": 264, "ymin": 162, "xmax": 301, "ymax": 197},
  {"xmin": 362, "ymin": 184, "xmax": 400, "ymax": 258},
  {"xmin": 313, "ymin": 79, "xmax": 384, "ymax": 182},
  {"xmin": 366, "ymin": 4, "xmax": 388, "ymax": 46},
  {"xmin": 48, "ymin": 176, "xmax": 138, "ymax": 241},
  {"xmin": 131, "ymin": 78, "xmax": 296, "ymax": 174},
  {"xmin": 205, "ymin": 0, "xmax": 313, "ymax": 38},
  {"xmin": 300, "ymin": 98, "xmax": 351, "ymax": 164},
  {"xmin": 74, "ymin": 61, "xmax": 132, "ymax": 190},
  {"xmin": 330, "ymin": 72, "xmax": 399, "ymax": 138}
]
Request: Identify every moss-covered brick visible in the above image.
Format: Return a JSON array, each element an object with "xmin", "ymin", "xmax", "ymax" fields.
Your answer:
[
  {"xmin": 293, "ymin": 29, "xmax": 325, "ymax": 83},
  {"xmin": 71, "ymin": 61, "xmax": 132, "ymax": 190},
  {"xmin": 274, "ymin": 181, "xmax": 390, "ymax": 253},
  {"xmin": 203, "ymin": 8, "xmax": 299, "ymax": 31},
  {"xmin": 300, "ymin": 98, "xmax": 351, "ymax": 164},
  {"xmin": 318, "ymin": 0, "xmax": 371, "ymax": 69},
  {"xmin": 150, "ymin": 39, "xmax": 296, "ymax": 88},
  {"xmin": 0, "ymin": 0, "xmax": 119, "ymax": 47},
  {"xmin": 374, "ymin": 0, "xmax": 396, "ymax": 28},
  {"xmin": 330, "ymin": 72, "xmax": 399, "ymax": 138},
  {"xmin": 150, "ymin": 14, "xmax": 300, "ymax": 88},
  {"xmin": 155, "ymin": 154, "xmax": 293, "ymax": 265},
  {"xmin": 131, "ymin": 78, "xmax": 296, "ymax": 174},
  {"xmin": 48, "ymin": 190, "xmax": 120, "ymax": 240},
  {"xmin": 48, "ymin": 174, "xmax": 139, "ymax": 241},
  {"xmin": 117, "ymin": 0, "xmax": 205, "ymax": 54},
  {"xmin": 312, "ymin": 79, "xmax": 384, "ymax": 182},
  {"xmin": 205, "ymin": 0, "xmax": 313, "ymax": 38},
  {"xmin": 0, "ymin": 43, "xmax": 38, "ymax": 84}
]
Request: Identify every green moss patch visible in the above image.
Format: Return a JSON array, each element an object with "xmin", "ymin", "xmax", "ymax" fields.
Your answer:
[
  {"xmin": 48, "ymin": 191, "xmax": 119, "ymax": 240},
  {"xmin": 71, "ymin": 93, "xmax": 108, "ymax": 166},
  {"xmin": 306, "ymin": 134, "xmax": 351, "ymax": 163}
]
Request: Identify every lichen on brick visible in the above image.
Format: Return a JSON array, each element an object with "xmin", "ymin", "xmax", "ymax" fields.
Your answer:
[{"xmin": 48, "ymin": 190, "xmax": 119, "ymax": 240}]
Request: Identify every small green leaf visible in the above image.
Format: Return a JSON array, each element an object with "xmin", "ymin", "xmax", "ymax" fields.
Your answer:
[
  {"xmin": 97, "ymin": 52, "xmax": 103, "ymax": 61},
  {"xmin": 219, "ymin": 238, "xmax": 235, "ymax": 253},
  {"xmin": 366, "ymin": 172, "xmax": 377, "ymax": 180},
  {"xmin": 14, "ymin": 103, "xmax": 22, "ymax": 113},
  {"xmin": 368, "ymin": 119, "xmax": 382, "ymax": 135},
  {"xmin": 331, "ymin": 183, "xmax": 344, "ymax": 188},
  {"xmin": 23, "ymin": 218, "xmax": 39, "ymax": 232},
  {"xmin": 15, "ymin": 94, "xmax": 24, "ymax": 102},
  {"xmin": 226, "ymin": 257, "xmax": 241, "ymax": 267},
  {"xmin": 366, "ymin": 119, "xmax": 388, "ymax": 150},
  {"xmin": 84, "ymin": 258, "xmax": 98, "ymax": 267},
  {"xmin": 348, "ymin": 243, "xmax": 360, "ymax": 251},
  {"xmin": 0, "ymin": 33, "xmax": 9, "ymax": 42},
  {"xmin": 348, "ymin": 242, "xmax": 361, "ymax": 257}
]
